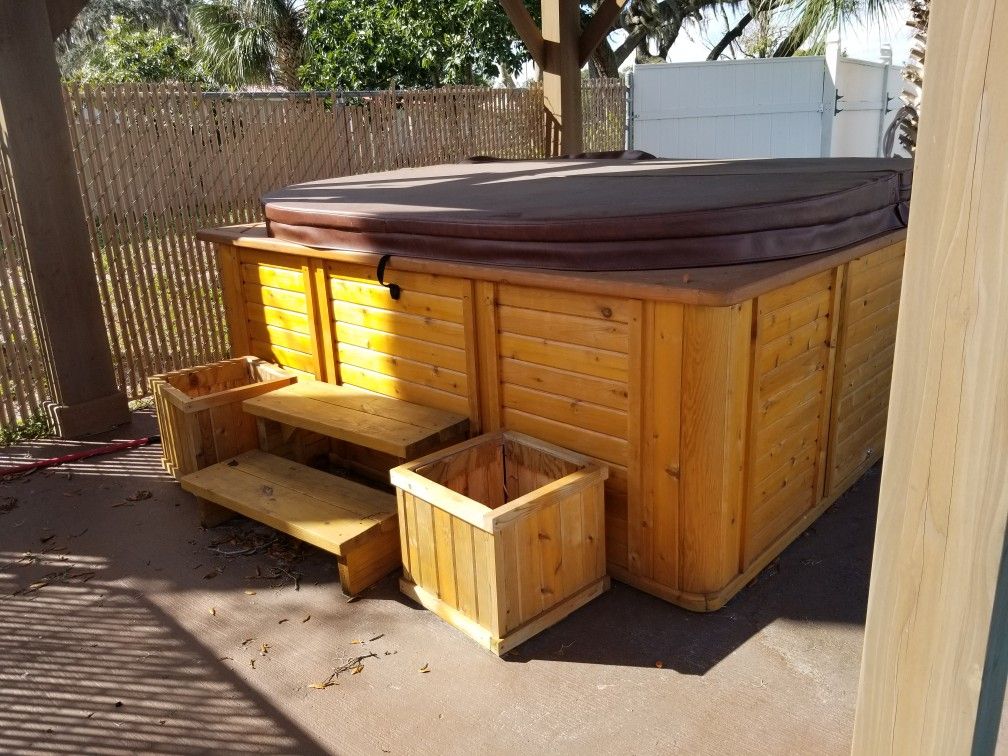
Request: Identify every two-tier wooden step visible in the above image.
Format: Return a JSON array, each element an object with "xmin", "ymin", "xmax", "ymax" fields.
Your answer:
[
  {"xmin": 242, "ymin": 381, "xmax": 470, "ymax": 481},
  {"xmin": 181, "ymin": 450, "xmax": 399, "ymax": 596},
  {"xmin": 183, "ymin": 381, "xmax": 470, "ymax": 595}
]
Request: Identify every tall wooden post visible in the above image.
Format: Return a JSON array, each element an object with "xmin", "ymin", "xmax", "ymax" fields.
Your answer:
[
  {"xmin": 852, "ymin": 0, "xmax": 1008, "ymax": 752},
  {"xmin": 500, "ymin": 0, "xmax": 625, "ymax": 156},
  {"xmin": 541, "ymin": 0, "xmax": 583, "ymax": 154},
  {"xmin": 0, "ymin": 2, "xmax": 129, "ymax": 437}
]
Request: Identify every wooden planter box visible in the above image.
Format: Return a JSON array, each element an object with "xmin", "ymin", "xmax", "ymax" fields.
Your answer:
[
  {"xmin": 151, "ymin": 356, "xmax": 295, "ymax": 478},
  {"xmin": 390, "ymin": 431, "xmax": 609, "ymax": 655}
]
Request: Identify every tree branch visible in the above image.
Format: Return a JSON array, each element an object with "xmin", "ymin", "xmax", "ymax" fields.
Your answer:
[{"xmin": 707, "ymin": 11, "xmax": 752, "ymax": 60}]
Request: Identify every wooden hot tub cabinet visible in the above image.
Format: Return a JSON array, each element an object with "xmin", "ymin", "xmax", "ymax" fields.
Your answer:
[{"xmin": 199, "ymin": 224, "xmax": 906, "ymax": 611}]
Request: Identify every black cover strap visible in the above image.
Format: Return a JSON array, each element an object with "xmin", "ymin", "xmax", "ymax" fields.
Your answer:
[{"xmin": 376, "ymin": 254, "xmax": 401, "ymax": 300}]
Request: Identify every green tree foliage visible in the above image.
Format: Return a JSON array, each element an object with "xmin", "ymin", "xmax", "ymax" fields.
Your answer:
[
  {"xmin": 190, "ymin": 0, "xmax": 306, "ymax": 90},
  {"xmin": 56, "ymin": 0, "xmax": 194, "ymax": 78},
  {"xmin": 71, "ymin": 16, "xmax": 204, "ymax": 84},
  {"xmin": 300, "ymin": 0, "xmax": 538, "ymax": 91}
]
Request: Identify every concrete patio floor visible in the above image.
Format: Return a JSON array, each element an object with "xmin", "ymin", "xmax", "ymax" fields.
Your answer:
[{"xmin": 0, "ymin": 410, "xmax": 1000, "ymax": 755}]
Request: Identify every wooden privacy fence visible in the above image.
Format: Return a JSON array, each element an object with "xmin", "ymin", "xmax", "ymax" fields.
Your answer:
[{"xmin": 0, "ymin": 79, "xmax": 626, "ymax": 428}]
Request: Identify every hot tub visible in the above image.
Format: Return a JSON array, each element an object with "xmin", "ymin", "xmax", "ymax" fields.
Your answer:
[{"xmin": 199, "ymin": 157, "xmax": 910, "ymax": 611}]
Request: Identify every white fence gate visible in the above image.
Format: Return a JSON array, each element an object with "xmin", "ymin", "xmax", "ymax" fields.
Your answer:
[{"xmin": 630, "ymin": 51, "xmax": 906, "ymax": 159}]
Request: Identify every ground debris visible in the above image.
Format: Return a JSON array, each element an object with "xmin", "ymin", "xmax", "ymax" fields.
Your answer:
[
  {"xmin": 0, "ymin": 496, "xmax": 17, "ymax": 514},
  {"xmin": 204, "ymin": 523, "xmax": 303, "ymax": 590},
  {"xmin": 13, "ymin": 566, "xmax": 95, "ymax": 595},
  {"xmin": 419, "ymin": 663, "xmax": 430, "ymax": 673},
  {"xmin": 126, "ymin": 490, "xmax": 152, "ymax": 502}
]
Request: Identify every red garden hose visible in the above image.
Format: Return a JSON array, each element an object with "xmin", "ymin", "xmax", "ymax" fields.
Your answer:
[{"xmin": 0, "ymin": 436, "xmax": 160, "ymax": 477}]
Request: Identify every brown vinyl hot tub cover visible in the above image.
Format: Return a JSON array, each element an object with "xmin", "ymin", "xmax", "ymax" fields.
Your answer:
[{"xmin": 262, "ymin": 157, "xmax": 912, "ymax": 271}]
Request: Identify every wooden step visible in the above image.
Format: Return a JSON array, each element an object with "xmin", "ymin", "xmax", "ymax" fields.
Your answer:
[
  {"xmin": 181, "ymin": 450, "xmax": 400, "ymax": 595},
  {"xmin": 242, "ymin": 381, "xmax": 469, "ymax": 459}
]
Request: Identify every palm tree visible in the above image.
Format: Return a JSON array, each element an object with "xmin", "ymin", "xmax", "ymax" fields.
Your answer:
[
  {"xmin": 190, "ymin": 0, "xmax": 306, "ymax": 90},
  {"xmin": 56, "ymin": 0, "xmax": 194, "ymax": 76},
  {"xmin": 894, "ymin": 0, "xmax": 927, "ymax": 153},
  {"xmin": 584, "ymin": 0, "xmax": 902, "ymax": 72}
]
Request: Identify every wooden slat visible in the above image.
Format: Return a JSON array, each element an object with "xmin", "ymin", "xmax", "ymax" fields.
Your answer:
[
  {"xmin": 330, "ymin": 277, "xmax": 464, "ymax": 323},
  {"xmin": 760, "ymin": 288, "xmax": 832, "ymax": 342},
  {"xmin": 497, "ymin": 304, "xmax": 630, "ymax": 353},
  {"xmin": 500, "ymin": 407, "xmax": 628, "ymax": 466},
  {"xmin": 336, "ymin": 343, "xmax": 468, "ymax": 397},
  {"xmin": 648, "ymin": 301, "xmax": 683, "ymax": 588},
  {"xmin": 243, "ymin": 381, "xmax": 468, "ymax": 459},
  {"xmin": 497, "ymin": 333, "xmax": 628, "ymax": 382},
  {"xmin": 500, "ymin": 383, "xmax": 626, "ymax": 438},
  {"xmin": 327, "ymin": 261, "xmax": 467, "ymax": 299},
  {"xmin": 496, "ymin": 284, "xmax": 632, "ymax": 323},
  {"xmin": 249, "ymin": 340, "xmax": 315, "ymax": 375},
  {"xmin": 332, "ymin": 301, "xmax": 465, "ymax": 348},
  {"xmin": 242, "ymin": 262, "xmax": 304, "ymax": 293},
  {"xmin": 246, "ymin": 301, "xmax": 310, "ymax": 334},
  {"xmin": 499, "ymin": 357, "xmax": 629, "ymax": 411},
  {"xmin": 339, "ymin": 364, "xmax": 471, "ymax": 416},
  {"xmin": 243, "ymin": 281, "xmax": 308, "ymax": 315},
  {"xmin": 678, "ymin": 303, "xmax": 751, "ymax": 595},
  {"xmin": 181, "ymin": 450, "xmax": 395, "ymax": 555},
  {"xmin": 757, "ymin": 270, "xmax": 834, "ymax": 315},
  {"xmin": 246, "ymin": 319, "xmax": 313, "ymax": 354}
]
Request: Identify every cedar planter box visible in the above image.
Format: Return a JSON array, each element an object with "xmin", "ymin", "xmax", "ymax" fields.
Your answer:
[
  {"xmin": 151, "ymin": 356, "xmax": 295, "ymax": 478},
  {"xmin": 390, "ymin": 430, "xmax": 609, "ymax": 655}
]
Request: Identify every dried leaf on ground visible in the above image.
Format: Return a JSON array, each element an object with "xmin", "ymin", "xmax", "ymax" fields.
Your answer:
[
  {"xmin": 244, "ymin": 590, "xmax": 256, "ymax": 595},
  {"xmin": 0, "ymin": 497, "xmax": 17, "ymax": 514},
  {"xmin": 203, "ymin": 568, "xmax": 222, "ymax": 580},
  {"xmin": 127, "ymin": 490, "xmax": 152, "ymax": 502},
  {"xmin": 302, "ymin": 615, "xmax": 311, "ymax": 623},
  {"xmin": 419, "ymin": 663, "xmax": 430, "ymax": 673}
]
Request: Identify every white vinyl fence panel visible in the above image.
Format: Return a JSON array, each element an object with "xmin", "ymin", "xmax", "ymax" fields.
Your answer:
[{"xmin": 631, "ymin": 54, "xmax": 907, "ymax": 159}]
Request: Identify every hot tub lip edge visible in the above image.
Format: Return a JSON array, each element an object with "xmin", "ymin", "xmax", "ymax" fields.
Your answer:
[{"xmin": 196, "ymin": 222, "xmax": 907, "ymax": 307}]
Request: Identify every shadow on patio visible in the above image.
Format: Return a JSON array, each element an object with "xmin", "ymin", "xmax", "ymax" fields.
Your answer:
[{"xmin": 0, "ymin": 573, "xmax": 324, "ymax": 754}]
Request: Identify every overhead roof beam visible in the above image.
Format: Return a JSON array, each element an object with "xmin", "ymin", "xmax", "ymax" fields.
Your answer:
[
  {"xmin": 500, "ymin": 0, "xmax": 545, "ymax": 68},
  {"xmin": 46, "ymin": 0, "xmax": 89, "ymax": 39},
  {"xmin": 578, "ymin": 0, "xmax": 626, "ymax": 67}
]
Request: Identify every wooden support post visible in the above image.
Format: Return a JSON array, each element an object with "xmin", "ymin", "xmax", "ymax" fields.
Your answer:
[
  {"xmin": 0, "ymin": 2, "xmax": 129, "ymax": 437},
  {"xmin": 540, "ymin": 0, "xmax": 583, "ymax": 154},
  {"xmin": 852, "ymin": 1, "xmax": 1008, "ymax": 752}
]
